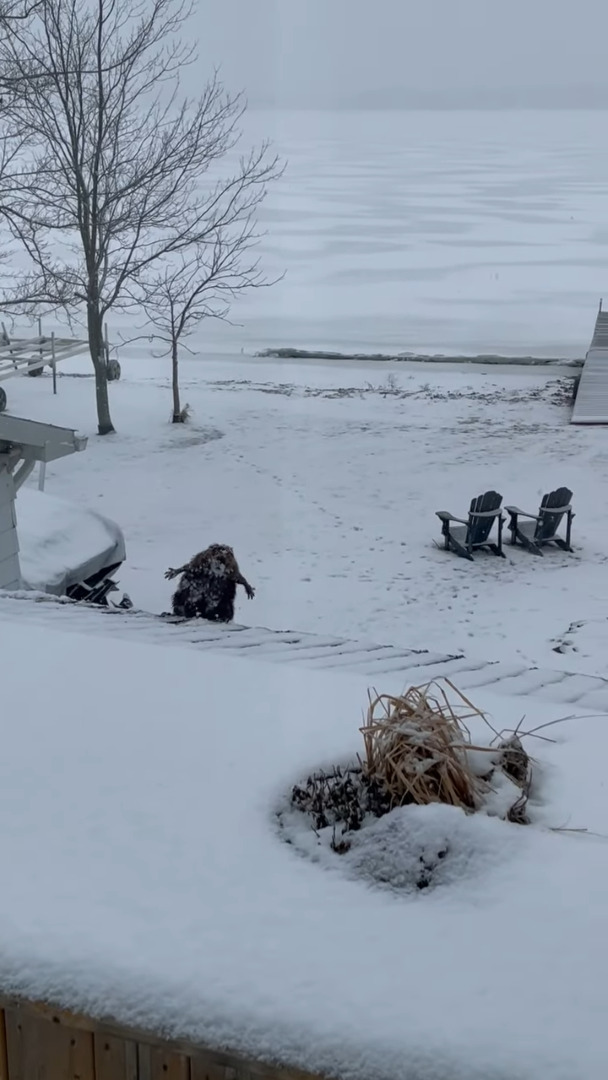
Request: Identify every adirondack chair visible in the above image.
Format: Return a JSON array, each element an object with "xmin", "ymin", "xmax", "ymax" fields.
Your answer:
[
  {"xmin": 504, "ymin": 487, "xmax": 574, "ymax": 555},
  {"xmin": 436, "ymin": 491, "xmax": 505, "ymax": 561}
]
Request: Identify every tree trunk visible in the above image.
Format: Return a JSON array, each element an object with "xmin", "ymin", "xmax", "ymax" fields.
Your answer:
[
  {"xmin": 171, "ymin": 336, "xmax": 182, "ymax": 422},
  {"xmin": 87, "ymin": 303, "xmax": 115, "ymax": 435}
]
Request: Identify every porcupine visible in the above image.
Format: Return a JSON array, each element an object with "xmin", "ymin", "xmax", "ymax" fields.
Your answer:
[{"xmin": 164, "ymin": 544, "xmax": 255, "ymax": 622}]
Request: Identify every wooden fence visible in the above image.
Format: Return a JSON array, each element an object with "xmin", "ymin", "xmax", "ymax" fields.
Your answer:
[{"xmin": 0, "ymin": 997, "xmax": 321, "ymax": 1080}]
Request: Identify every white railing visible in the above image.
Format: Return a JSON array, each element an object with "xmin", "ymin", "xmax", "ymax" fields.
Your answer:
[{"xmin": 0, "ymin": 334, "xmax": 90, "ymax": 383}]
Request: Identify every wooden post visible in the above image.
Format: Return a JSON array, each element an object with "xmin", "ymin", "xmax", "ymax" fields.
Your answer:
[
  {"xmin": 0, "ymin": 1008, "xmax": 9, "ymax": 1080},
  {"xmin": 3, "ymin": 1005, "xmax": 95, "ymax": 1080},
  {"xmin": 51, "ymin": 331, "xmax": 57, "ymax": 395}
]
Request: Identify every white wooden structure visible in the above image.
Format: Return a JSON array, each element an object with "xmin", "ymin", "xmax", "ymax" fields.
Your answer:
[
  {"xmin": 571, "ymin": 300, "xmax": 608, "ymax": 424},
  {"xmin": 0, "ymin": 414, "xmax": 87, "ymax": 590},
  {"xmin": 0, "ymin": 467, "xmax": 19, "ymax": 590},
  {"xmin": 0, "ymin": 326, "xmax": 119, "ymax": 413},
  {"xmin": 0, "ymin": 333, "xmax": 90, "ymax": 411}
]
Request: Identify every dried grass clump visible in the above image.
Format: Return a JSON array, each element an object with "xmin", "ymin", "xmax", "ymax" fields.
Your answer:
[
  {"xmin": 361, "ymin": 680, "xmax": 491, "ymax": 812},
  {"xmin": 286, "ymin": 679, "xmax": 535, "ymax": 850},
  {"xmin": 499, "ymin": 734, "xmax": 532, "ymax": 824}
]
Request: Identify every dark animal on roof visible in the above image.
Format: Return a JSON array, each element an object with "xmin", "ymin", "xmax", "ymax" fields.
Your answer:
[{"xmin": 164, "ymin": 543, "xmax": 255, "ymax": 622}]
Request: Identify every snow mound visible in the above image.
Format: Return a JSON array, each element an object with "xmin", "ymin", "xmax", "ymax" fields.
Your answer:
[
  {"xmin": 279, "ymin": 682, "xmax": 532, "ymax": 894},
  {"xmin": 347, "ymin": 804, "xmax": 520, "ymax": 893},
  {"xmin": 15, "ymin": 488, "xmax": 125, "ymax": 594},
  {"xmin": 0, "ymin": 605, "xmax": 607, "ymax": 1080},
  {"xmin": 280, "ymin": 790, "xmax": 524, "ymax": 895}
]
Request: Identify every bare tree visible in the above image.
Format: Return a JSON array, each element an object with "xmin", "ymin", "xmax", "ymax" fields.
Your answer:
[
  {"xmin": 0, "ymin": 1, "xmax": 32, "ymax": 273},
  {"xmin": 0, "ymin": 0, "xmax": 279, "ymax": 434},
  {"xmin": 0, "ymin": 1, "xmax": 43, "ymax": 18},
  {"xmin": 139, "ymin": 227, "xmax": 277, "ymax": 423}
]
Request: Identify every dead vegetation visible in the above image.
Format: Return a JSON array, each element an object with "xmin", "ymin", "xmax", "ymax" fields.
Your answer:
[
  {"xmin": 362, "ymin": 682, "xmax": 488, "ymax": 812},
  {"xmin": 291, "ymin": 766, "xmax": 390, "ymax": 834},
  {"xmin": 497, "ymin": 734, "xmax": 533, "ymax": 824},
  {"xmin": 290, "ymin": 679, "xmax": 534, "ymax": 855},
  {"xmin": 205, "ymin": 375, "xmax": 578, "ymax": 406}
]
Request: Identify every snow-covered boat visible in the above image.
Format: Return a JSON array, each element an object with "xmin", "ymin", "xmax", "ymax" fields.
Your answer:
[
  {"xmin": 1, "ymin": 412, "xmax": 128, "ymax": 605},
  {"xmin": 16, "ymin": 488, "xmax": 128, "ymax": 605}
]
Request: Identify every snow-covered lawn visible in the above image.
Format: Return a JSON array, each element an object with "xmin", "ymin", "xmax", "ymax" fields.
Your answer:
[
  {"xmin": 0, "ymin": 616, "xmax": 607, "ymax": 1080},
  {"xmin": 3, "ymin": 105, "xmax": 608, "ymax": 1080},
  {"xmin": 7, "ymin": 352, "xmax": 608, "ymax": 676},
  {"xmin": 3, "ymin": 349, "xmax": 608, "ymax": 1080}
]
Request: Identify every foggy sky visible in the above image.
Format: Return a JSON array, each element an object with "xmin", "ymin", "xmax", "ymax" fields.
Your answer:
[{"xmin": 189, "ymin": 0, "xmax": 608, "ymax": 108}]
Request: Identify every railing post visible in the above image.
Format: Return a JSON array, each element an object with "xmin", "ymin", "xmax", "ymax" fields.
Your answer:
[{"xmin": 51, "ymin": 331, "xmax": 57, "ymax": 395}]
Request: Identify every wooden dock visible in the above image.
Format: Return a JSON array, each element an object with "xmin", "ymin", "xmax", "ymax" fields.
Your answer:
[{"xmin": 571, "ymin": 302, "xmax": 608, "ymax": 424}]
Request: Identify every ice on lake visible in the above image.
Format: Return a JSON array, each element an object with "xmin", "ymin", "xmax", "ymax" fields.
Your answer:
[{"xmin": 205, "ymin": 109, "xmax": 608, "ymax": 357}]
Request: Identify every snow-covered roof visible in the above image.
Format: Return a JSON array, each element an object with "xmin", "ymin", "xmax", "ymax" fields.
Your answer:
[
  {"xmin": 15, "ymin": 489, "xmax": 125, "ymax": 594},
  {"xmin": 0, "ymin": 612, "xmax": 606, "ymax": 1080}
]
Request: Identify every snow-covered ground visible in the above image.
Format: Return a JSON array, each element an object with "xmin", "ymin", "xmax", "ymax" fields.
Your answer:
[
  {"xmin": 2, "ymin": 341, "xmax": 608, "ymax": 1080},
  {"xmin": 1, "ymin": 617, "xmax": 607, "ymax": 1080},
  {"xmin": 2, "ymin": 107, "xmax": 608, "ymax": 1080},
  {"xmin": 6, "ymin": 352, "xmax": 608, "ymax": 676}
]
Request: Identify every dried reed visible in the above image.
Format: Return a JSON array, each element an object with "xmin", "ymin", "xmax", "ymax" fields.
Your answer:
[{"xmin": 360, "ymin": 679, "xmax": 493, "ymax": 812}]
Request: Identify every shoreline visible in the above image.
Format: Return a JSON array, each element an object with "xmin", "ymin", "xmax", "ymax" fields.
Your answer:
[{"xmin": 256, "ymin": 347, "xmax": 583, "ymax": 368}]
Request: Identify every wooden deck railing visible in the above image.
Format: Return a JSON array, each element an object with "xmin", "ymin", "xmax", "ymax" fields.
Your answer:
[{"xmin": 0, "ymin": 997, "xmax": 321, "ymax": 1080}]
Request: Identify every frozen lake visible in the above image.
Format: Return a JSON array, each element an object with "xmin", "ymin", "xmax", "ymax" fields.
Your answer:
[{"xmin": 202, "ymin": 109, "xmax": 608, "ymax": 358}]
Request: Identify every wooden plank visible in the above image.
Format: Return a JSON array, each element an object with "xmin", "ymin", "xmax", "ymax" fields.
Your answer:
[
  {"xmin": 190, "ymin": 1049, "xmax": 317, "ymax": 1080},
  {"xmin": 0, "ymin": 551, "xmax": 21, "ymax": 590},
  {"xmin": 0, "ymin": 997, "xmax": 325, "ymax": 1080},
  {"xmin": 0, "ymin": 1010, "xmax": 9, "ymax": 1080},
  {"xmin": 0, "ymin": 473, "xmax": 14, "ymax": 500},
  {"xmin": 0, "ymin": 414, "xmax": 80, "ymax": 453},
  {"xmin": 590, "ymin": 312, "xmax": 608, "ymax": 347},
  {"xmin": 189, "ymin": 1058, "xmax": 232, "ymax": 1080},
  {"xmin": 0, "ymin": 527, "xmax": 19, "ymax": 559},
  {"xmin": 4, "ymin": 1003, "xmax": 95, "ymax": 1079},
  {"xmin": 93, "ymin": 1033, "xmax": 138, "ymax": 1080},
  {"xmin": 571, "ymin": 331, "xmax": 608, "ymax": 423},
  {"xmin": 0, "ymin": 339, "xmax": 89, "ymax": 383},
  {"xmin": 0, "ymin": 502, "xmax": 16, "ymax": 534},
  {"xmin": 137, "ymin": 1042, "xmax": 190, "ymax": 1079}
]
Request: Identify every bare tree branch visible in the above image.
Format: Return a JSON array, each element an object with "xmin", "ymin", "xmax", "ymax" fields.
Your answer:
[
  {"xmin": 136, "ymin": 221, "xmax": 283, "ymax": 421},
  {"xmin": 0, "ymin": 1, "xmax": 44, "ymax": 19},
  {"xmin": 0, "ymin": 0, "xmax": 282, "ymax": 433}
]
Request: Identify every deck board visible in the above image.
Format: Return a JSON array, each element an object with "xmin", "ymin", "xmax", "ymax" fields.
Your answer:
[
  {"xmin": 571, "ymin": 309, "xmax": 608, "ymax": 424},
  {"xmin": 1, "ymin": 594, "xmax": 608, "ymax": 711}
]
